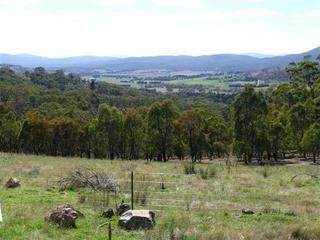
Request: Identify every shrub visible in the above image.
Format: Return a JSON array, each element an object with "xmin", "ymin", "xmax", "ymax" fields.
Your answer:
[
  {"xmin": 183, "ymin": 162, "xmax": 196, "ymax": 175},
  {"xmin": 78, "ymin": 194, "xmax": 86, "ymax": 203},
  {"xmin": 208, "ymin": 166, "xmax": 217, "ymax": 178},
  {"xmin": 199, "ymin": 167, "xmax": 208, "ymax": 179},
  {"xmin": 291, "ymin": 226, "xmax": 320, "ymax": 240},
  {"xmin": 260, "ymin": 167, "xmax": 270, "ymax": 178},
  {"xmin": 199, "ymin": 166, "xmax": 217, "ymax": 179},
  {"xmin": 262, "ymin": 205, "xmax": 280, "ymax": 214}
]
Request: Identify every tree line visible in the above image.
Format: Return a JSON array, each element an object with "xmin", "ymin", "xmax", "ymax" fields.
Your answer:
[
  {"xmin": 1, "ymin": 99, "xmax": 229, "ymax": 161},
  {"xmin": 0, "ymin": 58, "xmax": 319, "ymax": 163}
]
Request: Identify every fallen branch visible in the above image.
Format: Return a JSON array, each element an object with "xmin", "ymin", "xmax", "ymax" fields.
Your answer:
[
  {"xmin": 291, "ymin": 173, "xmax": 320, "ymax": 181},
  {"xmin": 97, "ymin": 222, "xmax": 109, "ymax": 229},
  {"xmin": 58, "ymin": 167, "xmax": 119, "ymax": 192}
]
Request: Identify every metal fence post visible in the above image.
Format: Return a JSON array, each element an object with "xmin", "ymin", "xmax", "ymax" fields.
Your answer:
[
  {"xmin": 108, "ymin": 221, "xmax": 112, "ymax": 240},
  {"xmin": 0, "ymin": 204, "xmax": 2, "ymax": 222},
  {"xmin": 131, "ymin": 171, "xmax": 134, "ymax": 210}
]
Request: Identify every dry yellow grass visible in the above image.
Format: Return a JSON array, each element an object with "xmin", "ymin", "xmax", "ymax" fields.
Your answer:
[{"xmin": 1, "ymin": 152, "xmax": 320, "ymax": 239}]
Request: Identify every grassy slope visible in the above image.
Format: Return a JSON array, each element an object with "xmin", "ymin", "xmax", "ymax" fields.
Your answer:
[{"xmin": 1, "ymin": 153, "xmax": 320, "ymax": 239}]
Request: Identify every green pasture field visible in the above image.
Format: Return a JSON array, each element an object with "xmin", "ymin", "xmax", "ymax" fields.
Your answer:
[{"xmin": 169, "ymin": 79, "xmax": 229, "ymax": 89}]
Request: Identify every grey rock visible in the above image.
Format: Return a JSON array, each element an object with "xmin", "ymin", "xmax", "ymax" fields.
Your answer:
[
  {"xmin": 118, "ymin": 201, "xmax": 130, "ymax": 216},
  {"xmin": 5, "ymin": 178, "xmax": 21, "ymax": 188},
  {"xmin": 285, "ymin": 211, "xmax": 297, "ymax": 217},
  {"xmin": 45, "ymin": 204, "xmax": 84, "ymax": 228},
  {"xmin": 119, "ymin": 210, "xmax": 155, "ymax": 230},
  {"xmin": 242, "ymin": 208, "xmax": 254, "ymax": 215},
  {"xmin": 102, "ymin": 208, "xmax": 115, "ymax": 218}
]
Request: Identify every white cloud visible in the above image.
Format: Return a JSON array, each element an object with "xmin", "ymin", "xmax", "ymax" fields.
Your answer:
[
  {"xmin": 0, "ymin": 9, "xmax": 284, "ymax": 56},
  {"xmin": 233, "ymin": 9, "xmax": 281, "ymax": 18},
  {"xmin": 153, "ymin": 0, "xmax": 206, "ymax": 8},
  {"xmin": 0, "ymin": 0, "xmax": 44, "ymax": 6},
  {"xmin": 0, "ymin": 4, "xmax": 316, "ymax": 57},
  {"xmin": 307, "ymin": 10, "xmax": 320, "ymax": 17},
  {"xmin": 0, "ymin": 0, "xmax": 39, "ymax": 4},
  {"xmin": 94, "ymin": 0, "xmax": 135, "ymax": 7}
]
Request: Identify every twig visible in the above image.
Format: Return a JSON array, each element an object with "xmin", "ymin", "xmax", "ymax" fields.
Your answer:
[
  {"xmin": 97, "ymin": 222, "xmax": 109, "ymax": 229},
  {"xmin": 291, "ymin": 173, "xmax": 320, "ymax": 181}
]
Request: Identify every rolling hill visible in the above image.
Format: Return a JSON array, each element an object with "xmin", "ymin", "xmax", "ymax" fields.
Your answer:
[{"xmin": 1, "ymin": 47, "xmax": 319, "ymax": 72}]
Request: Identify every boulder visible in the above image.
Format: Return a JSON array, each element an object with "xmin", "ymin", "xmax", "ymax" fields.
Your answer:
[
  {"xmin": 45, "ymin": 204, "xmax": 84, "ymax": 228},
  {"xmin": 119, "ymin": 210, "xmax": 155, "ymax": 230},
  {"xmin": 118, "ymin": 201, "xmax": 130, "ymax": 216},
  {"xmin": 5, "ymin": 178, "xmax": 21, "ymax": 188},
  {"xmin": 102, "ymin": 208, "xmax": 115, "ymax": 218},
  {"xmin": 242, "ymin": 208, "xmax": 254, "ymax": 215}
]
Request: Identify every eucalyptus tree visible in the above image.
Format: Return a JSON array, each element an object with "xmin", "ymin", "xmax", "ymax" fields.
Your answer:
[
  {"xmin": 232, "ymin": 85, "xmax": 268, "ymax": 163},
  {"xmin": 148, "ymin": 99, "xmax": 178, "ymax": 162}
]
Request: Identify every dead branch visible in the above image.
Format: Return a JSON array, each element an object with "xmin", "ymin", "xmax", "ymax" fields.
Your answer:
[
  {"xmin": 58, "ymin": 167, "xmax": 119, "ymax": 192},
  {"xmin": 291, "ymin": 173, "xmax": 320, "ymax": 181}
]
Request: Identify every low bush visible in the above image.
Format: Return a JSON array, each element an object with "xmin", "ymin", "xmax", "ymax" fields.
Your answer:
[
  {"xmin": 199, "ymin": 166, "xmax": 217, "ymax": 179},
  {"xmin": 291, "ymin": 226, "xmax": 320, "ymax": 240},
  {"xmin": 199, "ymin": 167, "xmax": 209, "ymax": 179},
  {"xmin": 183, "ymin": 162, "xmax": 196, "ymax": 175}
]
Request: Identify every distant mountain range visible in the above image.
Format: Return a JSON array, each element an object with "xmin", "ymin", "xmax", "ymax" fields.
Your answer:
[
  {"xmin": 1, "ymin": 47, "xmax": 319, "ymax": 72},
  {"xmin": 243, "ymin": 53, "xmax": 276, "ymax": 58}
]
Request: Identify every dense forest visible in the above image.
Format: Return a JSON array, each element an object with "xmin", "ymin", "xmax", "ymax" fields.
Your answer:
[{"xmin": 0, "ymin": 59, "xmax": 319, "ymax": 163}]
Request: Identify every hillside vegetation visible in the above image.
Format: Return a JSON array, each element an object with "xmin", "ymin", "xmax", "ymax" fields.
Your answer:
[
  {"xmin": 0, "ymin": 59, "xmax": 319, "ymax": 240},
  {"xmin": 0, "ymin": 59, "xmax": 319, "ymax": 162}
]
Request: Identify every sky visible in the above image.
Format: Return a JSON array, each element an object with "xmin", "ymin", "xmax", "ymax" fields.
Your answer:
[{"xmin": 0, "ymin": 0, "xmax": 319, "ymax": 57}]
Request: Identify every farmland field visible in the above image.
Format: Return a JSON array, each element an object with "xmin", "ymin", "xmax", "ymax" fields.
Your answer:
[
  {"xmin": 92, "ymin": 76, "xmax": 231, "ymax": 92},
  {"xmin": 1, "ymin": 153, "xmax": 320, "ymax": 239},
  {"xmin": 169, "ymin": 78, "xmax": 229, "ymax": 89}
]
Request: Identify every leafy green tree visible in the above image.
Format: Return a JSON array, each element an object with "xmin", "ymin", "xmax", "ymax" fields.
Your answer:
[
  {"xmin": 19, "ymin": 112, "xmax": 51, "ymax": 155},
  {"xmin": 287, "ymin": 60, "xmax": 320, "ymax": 98},
  {"xmin": 0, "ymin": 102, "xmax": 12, "ymax": 122},
  {"xmin": 50, "ymin": 117, "xmax": 81, "ymax": 156},
  {"xmin": 124, "ymin": 108, "xmax": 145, "ymax": 160},
  {"xmin": 173, "ymin": 118, "xmax": 188, "ymax": 160},
  {"xmin": 148, "ymin": 100, "xmax": 178, "ymax": 162},
  {"xmin": 270, "ymin": 83, "xmax": 310, "ymax": 107},
  {"xmin": 0, "ymin": 111, "xmax": 19, "ymax": 152},
  {"xmin": 268, "ymin": 117, "xmax": 286, "ymax": 161},
  {"xmin": 232, "ymin": 85, "xmax": 268, "ymax": 163},
  {"xmin": 301, "ymin": 123, "xmax": 320, "ymax": 163},
  {"xmin": 254, "ymin": 117, "xmax": 270, "ymax": 162},
  {"xmin": 204, "ymin": 116, "xmax": 229, "ymax": 159},
  {"xmin": 179, "ymin": 109, "xmax": 206, "ymax": 162},
  {"xmin": 288, "ymin": 102, "xmax": 313, "ymax": 155},
  {"xmin": 97, "ymin": 103, "xmax": 124, "ymax": 159},
  {"xmin": 86, "ymin": 119, "xmax": 106, "ymax": 159}
]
